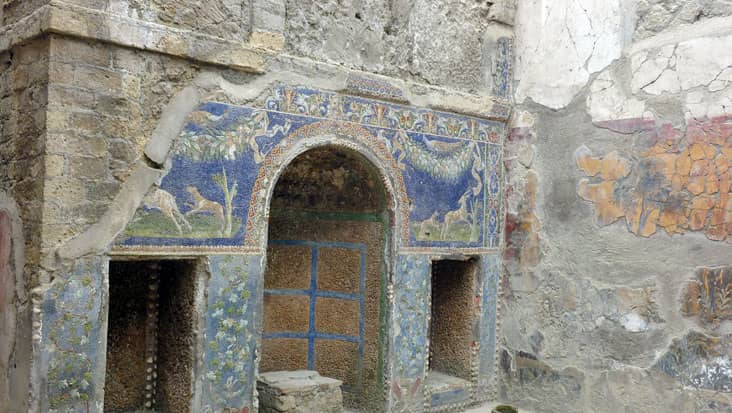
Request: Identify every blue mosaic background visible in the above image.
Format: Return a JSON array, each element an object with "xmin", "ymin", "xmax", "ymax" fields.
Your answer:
[
  {"xmin": 389, "ymin": 254, "xmax": 430, "ymax": 412},
  {"xmin": 115, "ymin": 85, "xmax": 504, "ymax": 250}
]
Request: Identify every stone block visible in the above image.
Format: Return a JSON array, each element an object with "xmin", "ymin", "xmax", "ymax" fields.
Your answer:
[{"xmin": 257, "ymin": 370, "xmax": 343, "ymax": 413}]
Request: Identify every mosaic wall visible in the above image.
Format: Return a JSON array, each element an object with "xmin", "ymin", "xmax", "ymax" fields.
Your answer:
[
  {"xmin": 115, "ymin": 84, "xmax": 505, "ymax": 252},
  {"xmin": 493, "ymin": 37, "xmax": 513, "ymax": 100},
  {"xmin": 477, "ymin": 254, "xmax": 501, "ymax": 400},
  {"xmin": 95, "ymin": 84, "xmax": 505, "ymax": 413},
  {"xmin": 201, "ymin": 255, "xmax": 262, "ymax": 413},
  {"xmin": 577, "ymin": 114, "xmax": 732, "ymax": 241},
  {"xmin": 41, "ymin": 257, "xmax": 107, "ymax": 413},
  {"xmin": 390, "ymin": 254, "xmax": 430, "ymax": 413}
]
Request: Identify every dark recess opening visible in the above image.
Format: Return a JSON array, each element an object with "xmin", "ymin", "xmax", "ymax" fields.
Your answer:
[
  {"xmin": 428, "ymin": 259, "xmax": 477, "ymax": 379},
  {"xmin": 104, "ymin": 260, "xmax": 197, "ymax": 413}
]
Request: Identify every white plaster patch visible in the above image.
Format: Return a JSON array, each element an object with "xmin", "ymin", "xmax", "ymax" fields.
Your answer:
[
  {"xmin": 514, "ymin": 0, "xmax": 633, "ymax": 109},
  {"xmin": 620, "ymin": 312, "xmax": 648, "ymax": 332},
  {"xmin": 642, "ymin": 69, "xmax": 681, "ymax": 95},
  {"xmin": 631, "ymin": 34, "xmax": 732, "ymax": 97},
  {"xmin": 676, "ymin": 34, "xmax": 732, "ymax": 91},
  {"xmin": 630, "ymin": 45, "xmax": 675, "ymax": 94},
  {"xmin": 511, "ymin": 110, "xmax": 536, "ymax": 129},
  {"xmin": 587, "ymin": 70, "xmax": 647, "ymax": 122},
  {"xmin": 685, "ymin": 88, "xmax": 732, "ymax": 119}
]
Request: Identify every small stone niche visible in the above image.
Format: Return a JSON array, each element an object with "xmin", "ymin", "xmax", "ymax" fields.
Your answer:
[
  {"xmin": 426, "ymin": 259, "xmax": 478, "ymax": 409},
  {"xmin": 104, "ymin": 260, "xmax": 198, "ymax": 413}
]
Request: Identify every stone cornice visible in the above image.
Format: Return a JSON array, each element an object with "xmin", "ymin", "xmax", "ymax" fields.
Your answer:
[{"xmin": 0, "ymin": 0, "xmax": 268, "ymax": 72}]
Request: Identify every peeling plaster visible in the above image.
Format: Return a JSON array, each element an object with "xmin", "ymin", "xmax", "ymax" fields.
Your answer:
[{"xmin": 514, "ymin": 0, "xmax": 634, "ymax": 109}]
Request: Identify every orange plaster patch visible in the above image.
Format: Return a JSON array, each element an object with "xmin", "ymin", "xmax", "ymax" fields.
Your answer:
[{"xmin": 577, "ymin": 114, "xmax": 732, "ymax": 242}]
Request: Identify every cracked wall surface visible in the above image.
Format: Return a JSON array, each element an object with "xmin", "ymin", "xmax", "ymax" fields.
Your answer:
[{"xmin": 504, "ymin": 0, "xmax": 732, "ymax": 411}]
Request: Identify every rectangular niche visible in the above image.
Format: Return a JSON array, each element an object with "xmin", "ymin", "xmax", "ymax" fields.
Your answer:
[
  {"xmin": 104, "ymin": 260, "xmax": 199, "ymax": 413},
  {"xmin": 426, "ymin": 258, "xmax": 478, "ymax": 410}
]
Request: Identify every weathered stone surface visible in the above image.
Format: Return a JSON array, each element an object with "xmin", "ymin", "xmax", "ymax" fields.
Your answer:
[
  {"xmin": 498, "ymin": 349, "xmax": 584, "ymax": 413},
  {"xmin": 284, "ymin": 0, "xmax": 506, "ymax": 94},
  {"xmin": 653, "ymin": 331, "xmax": 732, "ymax": 393},
  {"xmin": 635, "ymin": 0, "xmax": 732, "ymax": 40},
  {"xmin": 257, "ymin": 370, "xmax": 343, "ymax": 413}
]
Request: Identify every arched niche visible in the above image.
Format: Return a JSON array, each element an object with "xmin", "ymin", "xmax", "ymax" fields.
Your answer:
[{"xmin": 259, "ymin": 142, "xmax": 397, "ymax": 413}]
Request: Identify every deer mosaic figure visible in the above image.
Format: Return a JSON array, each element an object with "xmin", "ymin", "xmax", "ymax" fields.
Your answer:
[
  {"xmin": 441, "ymin": 191, "xmax": 471, "ymax": 239},
  {"xmin": 419, "ymin": 211, "xmax": 440, "ymax": 239},
  {"xmin": 185, "ymin": 186, "xmax": 225, "ymax": 234},
  {"xmin": 142, "ymin": 187, "xmax": 191, "ymax": 235}
]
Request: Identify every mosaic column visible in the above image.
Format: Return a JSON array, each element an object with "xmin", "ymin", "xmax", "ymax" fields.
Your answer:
[
  {"xmin": 476, "ymin": 253, "xmax": 501, "ymax": 401},
  {"xmin": 200, "ymin": 255, "xmax": 263, "ymax": 413},
  {"xmin": 40, "ymin": 256, "xmax": 108, "ymax": 413},
  {"xmin": 388, "ymin": 254, "xmax": 430, "ymax": 413}
]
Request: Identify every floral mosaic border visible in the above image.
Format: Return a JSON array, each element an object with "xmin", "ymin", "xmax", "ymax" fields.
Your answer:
[
  {"xmin": 41, "ymin": 257, "xmax": 106, "ymax": 412},
  {"xmin": 256, "ymin": 84, "xmax": 506, "ymax": 143}
]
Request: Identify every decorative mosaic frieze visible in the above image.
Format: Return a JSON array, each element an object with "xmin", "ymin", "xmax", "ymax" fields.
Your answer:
[
  {"xmin": 486, "ymin": 142, "xmax": 503, "ymax": 248},
  {"xmin": 493, "ymin": 37, "xmax": 513, "ymax": 99},
  {"xmin": 346, "ymin": 74, "xmax": 407, "ymax": 102},
  {"xmin": 259, "ymin": 84, "xmax": 505, "ymax": 142},
  {"xmin": 115, "ymin": 85, "xmax": 507, "ymax": 252}
]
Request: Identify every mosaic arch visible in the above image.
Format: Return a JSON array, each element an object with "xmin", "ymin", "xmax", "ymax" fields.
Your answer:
[{"xmin": 244, "ymin": 120, "xmax": 410, "ymax": 250}]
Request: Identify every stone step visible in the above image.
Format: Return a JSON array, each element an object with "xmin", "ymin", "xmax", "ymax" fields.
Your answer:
[{"xmin": 258, "ymin": 370, "xmax": 344, "ymax": 413}]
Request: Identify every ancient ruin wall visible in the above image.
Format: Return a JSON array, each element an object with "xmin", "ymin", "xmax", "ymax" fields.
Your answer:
[
  {"xmin": 0, "ymin": 1, "xmax": 512, "ymax": 411},
  {"xmin": 0, "ymin": 36, "xmax": 48, "ymax": 413},
  {"xmin": 502, "ymin": 0, "xmax": 732, "ymax": 411}
]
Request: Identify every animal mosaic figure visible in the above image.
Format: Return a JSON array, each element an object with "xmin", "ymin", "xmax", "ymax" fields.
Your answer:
[
  {"xmin": 419, "ymin": 211, "xmax": 440, "ymax": 239},
  {"xmin": 142, "ymin": 187, "xmax": 192, "ymax": 235},
  {"xmin": 441, "ymin": 191, "xmax": 472, "ymax": 239},
  {"xmin": 185, "ymin": 186, "xmax": 225, "ymax": 234}
]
